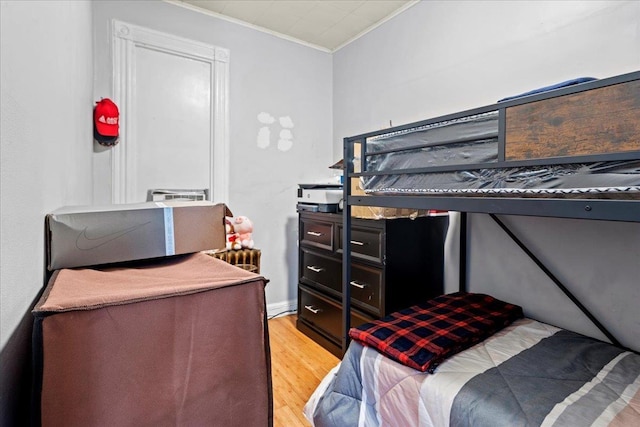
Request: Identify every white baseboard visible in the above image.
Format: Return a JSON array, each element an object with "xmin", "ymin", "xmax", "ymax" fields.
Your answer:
[{"xmin": 267, "ymin": 299, "xmax": 297, "ymax": 319}]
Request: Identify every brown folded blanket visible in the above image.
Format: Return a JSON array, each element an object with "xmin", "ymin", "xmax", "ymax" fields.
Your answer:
[{"xmin": 34, "ymin": 252, "xmax": 263, "ymax": 313}]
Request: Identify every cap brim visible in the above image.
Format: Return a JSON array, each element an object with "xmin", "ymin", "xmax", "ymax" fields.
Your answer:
[
  {"xmin": 94, "ymin": 126, "xmax": 119, "ymax": 146},
  {"xmin": 95, "ymin": 121, "xmax": 119, "ymax": 137}
]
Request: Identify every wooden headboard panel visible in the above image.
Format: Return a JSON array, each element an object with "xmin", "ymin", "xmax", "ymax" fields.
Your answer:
[{"xmin": 505, "ymin": 79, "xmax": 640, "ymax": 160}]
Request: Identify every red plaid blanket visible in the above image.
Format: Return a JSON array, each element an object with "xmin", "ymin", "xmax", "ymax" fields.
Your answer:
[{"xmin": 348, "ymin": 292, "xmax": 523, "ymax": 373}]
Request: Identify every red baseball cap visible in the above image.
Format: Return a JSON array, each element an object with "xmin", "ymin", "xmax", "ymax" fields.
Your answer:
[{"xmin": 94, "ymin": 98, "xmax": 119, "ymax": 137}]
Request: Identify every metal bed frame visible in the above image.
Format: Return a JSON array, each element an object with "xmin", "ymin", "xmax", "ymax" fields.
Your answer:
[{"xmin": 341, "ymin": 71, "xmax": 640, "ymax": 355}]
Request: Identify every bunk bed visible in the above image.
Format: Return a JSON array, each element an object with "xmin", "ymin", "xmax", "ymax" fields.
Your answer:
[{"xmin": 305, "ymin": 71, "xmax": 640, "ymax": 426}]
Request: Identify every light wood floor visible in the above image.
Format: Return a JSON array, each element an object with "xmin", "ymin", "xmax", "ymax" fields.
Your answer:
[{"xmin": 268, "ymin": 315, "xmax": 339, "ymax": 427}]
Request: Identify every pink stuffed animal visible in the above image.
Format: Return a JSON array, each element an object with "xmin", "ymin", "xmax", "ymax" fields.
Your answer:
[
  {"xmin": 225, "ymin": 215, "xmax": 254, "ymax": 250},
  {"xmin": 232, "ymin": 216, "xmax": 254, "ymax": 249}
]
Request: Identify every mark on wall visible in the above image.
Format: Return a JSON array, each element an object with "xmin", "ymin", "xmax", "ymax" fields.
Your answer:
[
  {"xmin": 257, "ymin": 112, "xmax": 294, "ymax": 152},
  {"xmin": 257, "ymin": 127, "xmax": 271, "ymax": 149}
]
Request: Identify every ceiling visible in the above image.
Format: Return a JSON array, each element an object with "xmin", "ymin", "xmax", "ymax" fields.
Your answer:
[{"xmin": 172, "ymin": 0, "xmax": 417, "ymax": 52}]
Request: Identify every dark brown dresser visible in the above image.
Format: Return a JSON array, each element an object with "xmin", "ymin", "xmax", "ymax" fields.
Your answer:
[{"xmin": 296, "ymin": 211, "xmax": 448, "ymax": 358}]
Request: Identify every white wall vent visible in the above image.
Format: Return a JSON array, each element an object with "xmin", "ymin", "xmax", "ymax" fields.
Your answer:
[{"xmin": 147, "ymin": 189, "xmax": 209, "ymax": 202}]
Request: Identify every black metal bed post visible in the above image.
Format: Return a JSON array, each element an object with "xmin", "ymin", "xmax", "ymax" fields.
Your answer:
[
  {"xmin": 489, "ymin": 214, "xmax": 623, "ymax": 348},
  {"xmin": 342, "ymin": 138, "xmax": 354, "ymax": 356},
  {"xmin": 459, "ymin": 212, "xmax": 468, "ymax": 293}
]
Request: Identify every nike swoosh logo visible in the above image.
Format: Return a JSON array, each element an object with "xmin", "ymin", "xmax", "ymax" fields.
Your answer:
[{"xmin": 75, "ymin": 221, "xmax": 152, "ymax": 251}]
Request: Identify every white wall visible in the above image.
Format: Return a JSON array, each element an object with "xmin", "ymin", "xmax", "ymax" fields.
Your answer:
[
  {"xmin": 0, "ymin": 0, "xmax": 94, "ymax": 422},
  {"xmin": 467, "ymin": 214, "xmax": 640, "ymax": 349},
  {"xmin": 333, "ymin": 0, "xmax": 640, "ymax": 349},
  {"xmin": 334, "ymin": 0, "xmax": 639, "ymax": 151},
  {"xmin": 91, "ymin": 1, "xmax": 334, "ymax": 314},
  {"xmin": 0, "ymin": 0, "xmax": 94, "ymax": 353}
]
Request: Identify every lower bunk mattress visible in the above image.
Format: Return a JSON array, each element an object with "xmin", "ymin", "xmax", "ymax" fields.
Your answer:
[
  {"xmin": 32, "ymin": 252, "xmax": 272, "ymax": 427},
  {"xmin": 305, "ymin": 318, "xmax": 640, "ymax": 427}
]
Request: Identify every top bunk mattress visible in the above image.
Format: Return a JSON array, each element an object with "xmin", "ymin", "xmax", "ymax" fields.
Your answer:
[
  {"xmin": 357, "ymin": 74, "xmax": 640, "ymax": 198},
  {"xmin": 362, "ymin": 161, "xmax": 640, "ymax": 197}
]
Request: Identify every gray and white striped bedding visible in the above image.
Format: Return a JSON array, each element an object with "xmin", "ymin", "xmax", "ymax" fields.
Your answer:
[{"xmin": 304, "ymin": 319, "xmax": 640, "ymax": 427}]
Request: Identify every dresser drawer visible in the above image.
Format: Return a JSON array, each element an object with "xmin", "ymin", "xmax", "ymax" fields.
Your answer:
[
  {"xmin": 300, "ymin": 218, "xmax": 334, "ymax": 251},
  {"xmin": 350, "ymin": 263, "xmax": 382, "ymax": 315},
  {"xmin": 299, "ymin": 288, "xmax": 342, "ymax": 340},
  {"xmin": 299, "ymin": 287, "xmax": 375, "ymax": 342},
  {"xmin": 300, "ymin": 249, "xmax": 341, "ymax": 293},
  {"xmin": 338, "ymin": 225, "xmax": 383, "ymax": 262}
]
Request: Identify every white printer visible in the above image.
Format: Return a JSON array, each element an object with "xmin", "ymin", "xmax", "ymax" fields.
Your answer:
[{"xmin": 297, "ymin": 184, "xmax": 343, "ymax": 213}]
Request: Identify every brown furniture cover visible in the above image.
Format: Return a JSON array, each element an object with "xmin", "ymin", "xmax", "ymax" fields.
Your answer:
[{"xmin": 32, "ymin": 252, "xmax": 272, "ymax": 427}]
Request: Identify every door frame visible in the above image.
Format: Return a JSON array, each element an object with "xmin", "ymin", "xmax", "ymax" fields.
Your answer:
[{"xmin": 111, "ymin": 19, "xmax": 229, "ymax": 203}]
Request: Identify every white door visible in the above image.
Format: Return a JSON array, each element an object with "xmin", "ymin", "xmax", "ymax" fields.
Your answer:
[
  {"xmin": 134, "ymin": 49, "xmax": 210, "ymax": 200},
  {"xmin": 111, "ymin": 21, "xmax": 229, "ymax": 204}
]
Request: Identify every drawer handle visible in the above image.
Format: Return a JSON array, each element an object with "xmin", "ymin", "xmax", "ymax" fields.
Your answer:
[
  {"xmin": 350, "ymin": 281, "xmax": 367, "ymax": 289},
  {"xmin": 350, "ymin": 240, "xmax": 365, "ymax": 246},
  {"xmin": 307, "ymin": 231, "xmax": 323, "ymax": 237},
  {"xmin": 306, "ymin": 265, "xmax": 324, "ymax": 273},
  {"xmin": 304, "ymin": 305, "xmax": 321, "ymax": 314}
]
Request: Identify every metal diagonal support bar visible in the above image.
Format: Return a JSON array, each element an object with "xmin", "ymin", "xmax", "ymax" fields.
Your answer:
[{"xmin": 489, "ymin": 214, "xmax": 622, "ymax": 348}]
